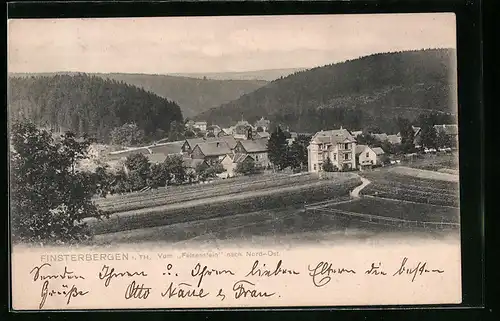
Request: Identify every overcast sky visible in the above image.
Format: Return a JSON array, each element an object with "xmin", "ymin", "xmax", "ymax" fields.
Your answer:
[{"xmin": 8, "ymin": 13, "xmax": 456, "ymax": 74}]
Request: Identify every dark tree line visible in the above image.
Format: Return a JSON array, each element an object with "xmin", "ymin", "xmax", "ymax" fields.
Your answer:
[
  {"xmin": 8, "ymin": 74, "xmax": 183, "ymax": 144},
  {"xmin": 200, "ymin": 48, "xmax": 457, "ymax": 133}
]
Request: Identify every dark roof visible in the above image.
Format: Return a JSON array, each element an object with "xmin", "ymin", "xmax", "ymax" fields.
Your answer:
[
  {"xmin": 194, "ymin": 141, "xmax": 232, "ymax": 157},
  {"xmin": 237, "ymin": 138, "xmax": 268, "ymax": 153},
  {"xmin": 233, "ymin": 153, "xmax": 253, "ymax": 163},
  {"xmin": 372, "ymin": 147, "xmax": 385, "ymax": 155},
  {"xmin": 355, "ymin": 144, "xmax": 368, "ymax": 155},
  {"xmin": 312, "ymin": 129, "xmax": 356, "ymax": 144}
]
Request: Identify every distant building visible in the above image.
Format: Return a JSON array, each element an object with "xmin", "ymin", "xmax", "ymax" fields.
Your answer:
[
  {"xmin": 307, "ymin": 127, "xmax": 357, "ymax": 172},
  {"xmin": 191, "ymin": 141, "xmax": 233, "ymax": 166},
  {"xmin": 254, "ymin": 117, "xmax": 271, "ymax": 132},
  {"xmin": 351, "ymin": 130, "xmax": 363, "ymax": 138},
  {"xmin": 386, "ymin": 134, "xmax": 402, "ymax": 145},
  {"xmin": 412, "ymin": 126, "xmax": 422, "ymax": 148},
  {"xmin": 233, "ymin": 138, "xmax": 270, "ymax": 168},
  {"xmin": 372, "ymin": 133, "xmax": 388, "ymax": 142},
  {"xmin": 233, "ymin": 120, "xmax": 253, "ymax": 140},
  {"xmin": 355, "ymin": 145, "xmax": 385, "ymax": 169},
  {"xmin": 193, "ymin": 121, "xmax": 207, "ymax": 132},
  {"xmin": 255, "ymin": 131, "xmax": 270, "ymax": 139}
]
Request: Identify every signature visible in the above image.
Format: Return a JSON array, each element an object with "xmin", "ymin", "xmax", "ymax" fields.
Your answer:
[
  {"xmin": 232, "ymin": 280, "xmax": 275, "ymax": 299},
  {"xmin": 245, "ymin": 260, "xmax": 300, "ymax": 277},
  {"xmin": 124, "ymin": 280, "xmax": 152, "ymax": 300},
  {"xmin": 30, "ymin": 263, "xmax": 85, "ymax": 282},
  {"xmin": 98, "ymin": 265, "xmax": 148, "ymax": 287},
  {"xmin": 161, "ymin": 282, "xmax": 209, "ymax": 299},
  {"xmin": 392, "ymin": 257, "xmax": 444, "ymax": 282},
  {"xmin": 307, "ymin": 261, "xmax": 356, "ymax": 287},
  {"xmin": 39, "ymin": 280, "xmax": 89, "ymax": 309},
  {"xmin": 191, "ymin": 263, "xmax": 235, "ymax": 287}
]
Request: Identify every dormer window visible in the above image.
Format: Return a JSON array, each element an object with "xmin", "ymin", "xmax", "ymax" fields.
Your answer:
[{"xmin": 344, "ymin": 143, "xmax": 349, "ymax": 150}]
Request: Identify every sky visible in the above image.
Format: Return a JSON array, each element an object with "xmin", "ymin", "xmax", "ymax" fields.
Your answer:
[{"xmin": 8, "ymin": 13, "xmax": 456, "ymax": 74}]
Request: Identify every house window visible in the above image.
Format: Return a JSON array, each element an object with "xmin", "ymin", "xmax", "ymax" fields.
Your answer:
[
  {"xmin": 344, "ymin": 153, "xmax": 349, "ymax": 160},
  {"xmin": 313, "ymin": 164, "xmax": 317, "ymax": 170},
  {"xmin": 333, "ymin": 154, "xmax": 336, "ymax": 160},
  {"xmin": 344, "ymin": 143, "xmax": 349, "ymax": 150},
  {"xmin": 366, "ymin": 152, "xmax": 369, "ymax": 157},
  {"xmin": 256, "ymin": 155, "xmax": 259, "ymax": 161}
]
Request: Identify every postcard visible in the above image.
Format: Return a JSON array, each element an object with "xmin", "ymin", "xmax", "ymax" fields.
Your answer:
[{"xmin": 8, "ymin": 13, "xmax": 461, "ymax": 310}]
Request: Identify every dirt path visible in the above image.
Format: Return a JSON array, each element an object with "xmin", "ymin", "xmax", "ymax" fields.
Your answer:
[{"xmin": 350, "ymin": 176, "xmax": 371, "ymax": 198}]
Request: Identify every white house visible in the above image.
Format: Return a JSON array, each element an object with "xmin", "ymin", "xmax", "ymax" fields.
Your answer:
[
  {"xmin": 307, "ymin": 128, "xmax": 357, "ymax": 172},
  {"xmin": 355, "ymin": 145, "xmax": 386, "ymax": 169}
]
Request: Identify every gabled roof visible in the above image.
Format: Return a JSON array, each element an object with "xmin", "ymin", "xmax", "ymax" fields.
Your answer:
[
  {"xmin": 256, "ymin": 132, "xmax": 270, "ymax": 139},
  {"xmin": 218, "ymin": 136, "xmax": 238, "ymax": 149},
  {"xmin": 312, "ymin": 128, "xmax": 356, "ymax": 145},
  {"xmin": 434, "ymin": 124, "xmax": 458, "ymax": 135},
  {"xmin": 355, "ymin": 144, "xmax": 368, "ymax": 155},
  {"xmin": 237, "ymin": 138, "xmax": 268, "ymax": 153},
  {"xmin": 372, "ymin": 147, "xmax": 385, "ymax": 155},
  {"xmin": 185, "ymin": 137, "xmax": 219, "ymax": 148},
  {"xmin": 194, "ymin": 141, "xmax": 232, "ymax": 157}
]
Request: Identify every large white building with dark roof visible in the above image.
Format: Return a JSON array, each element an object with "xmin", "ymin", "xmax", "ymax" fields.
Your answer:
[{"xmin": 307, "ymin": 127, "xmax": 357, "ymax": 172}]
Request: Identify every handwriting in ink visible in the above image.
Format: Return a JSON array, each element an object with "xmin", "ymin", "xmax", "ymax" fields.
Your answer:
[
  {"xmin": 216, "ymin": 288, "xmax": 226, "ymax": 301},
  {"xmin": 160, "ymin": 282, "xmax": 209, "ymax": 299},
  {"xmin": 39, "ymin": 280, "xmax": 89, "ymax": 309},
  {"xmin": 98, "ymin": 265, "xmax": 148, "ymax": 287},
  {"xmin": 232, "ymin": 280, "xmax": 275, "ymax": 299},
  {"xmin": 124, "ymin": 280, "xmax": 151, "ymax": 300},
  {"xmin": 191, "ymin": 263, "xmax": 235, "ymax": 287},
  {"xmin": 30, "ymin": 263, "xmax": 85, "ymax": 282},
  {"xmin": 365, "ymin": 262, "xmax": 387, "ymax": 275},
  {"xmin": 245, "ymin": 260, "xmax": 300, "ymax": 277},
  {"xmin": 392, "ymin": 257, "xmax": 444, "ymax": 282},
  {"xmin": 307, "ymin": 261, "xmax": 356, "ymax": 287}
]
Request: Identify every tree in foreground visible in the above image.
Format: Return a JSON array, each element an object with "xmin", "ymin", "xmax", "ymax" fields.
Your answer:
[
  {"xmin": 10, "ymin": 121, "xmax": 103, "ymax": 244},
  {"xmin": 288, "ymin": 140, "xmax": 307, "ymax": 171},
  {"xmin": 164, "ymin": 155, "xmax": 187, "ymax": 184},
  {"xmin": 267, "ymin": 126, "xmax": 289, "ymax": 170},
  {"xmin": 322, "ymin": 157, "xmax": 335, "ymax": 172},
  {"xmin": 397, "ymin": 117, "xmax": 416, "ymax": 153}
]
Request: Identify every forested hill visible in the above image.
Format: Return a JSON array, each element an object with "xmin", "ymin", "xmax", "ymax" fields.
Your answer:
[
  {"xmin": 196, "ymin": 49, "xmax": 458, "ymax": 134},
  {"xmin": 11, "ymin": 72, "xmax": 268, "ymax": 118},
  {"xmin": 8, "ymin": 74, "xmax": 183, "ymax": 143}
]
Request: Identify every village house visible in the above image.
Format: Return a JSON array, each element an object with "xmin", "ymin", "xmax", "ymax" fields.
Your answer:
[
  {"xmin": 233, "ymin": 138, "xmax": 270, "ymax": 168},
  {"xmin": 233, "ymin": 120, "xmax": 254, "ymax": 140},
  {"xmin": 192, "ymin": 121, "xmax": 207, "ymax": 132},
  {"xmin": 351, "ymin": 130, "xmax": 363, "ymax": 138},
  {"xmin": 254, "ymin": 117, "xmax": 271, "ymax": 132},
  {"xmin": 355, "ymin": 145, "xmax": 386, "ymax": 169},
  {"xmin": 207, "ymin": 124, "xmax": 222, "ymax": 136},
  {"xmin": 307, "ymin": 127, "xmax": 357, "ymax": 172},
  {"xmin": 190, "ymin": 141, "xmax": 233, "ymax": 166},
  {"xmin": 386, "ymin": 134, "xmax": 402, "ymax": 145},
  {"xmin": 412, "ymin": 126, "xmax": 422, "ymax": 148},
  {"xmin": 255, "ymin": 131, "xmax": 270, "ymax": 139}
]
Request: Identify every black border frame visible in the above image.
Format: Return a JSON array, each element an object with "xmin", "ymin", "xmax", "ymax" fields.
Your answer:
[{"xmin": 4, "ymin": 0, "xmax": 487, "ymax": 319}]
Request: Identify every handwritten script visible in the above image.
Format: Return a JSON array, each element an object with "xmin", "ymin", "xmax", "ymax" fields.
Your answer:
[{"xmin": 24, "ymin": 254, "xmax": 447, "ymax": 309}]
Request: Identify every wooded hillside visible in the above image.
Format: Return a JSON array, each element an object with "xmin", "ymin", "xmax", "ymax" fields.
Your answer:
[
  {"xmin": 8, "ymin": 74, "xmax": 184, "ymax": 143},
  {"xmin": 197, "ymin": 49, "xmax": 458, "ymax": 134}
]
